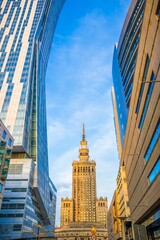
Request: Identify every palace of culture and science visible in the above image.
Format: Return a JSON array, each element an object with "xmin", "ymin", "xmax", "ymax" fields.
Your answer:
[{"xmin": 55, "ymin": 125, "xmax": 108, "ymax": 239}]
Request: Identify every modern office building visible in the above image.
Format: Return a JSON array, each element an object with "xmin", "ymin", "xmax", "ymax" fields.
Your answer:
[
  {"xmin": 121, "ymin": 0, "xmax": 160, "ymax": 238},
  {"xmin": 49, "ymin": 177, "xmax": 57, "ymax": 229},
  {"xmin": 0, "ymin": 119, "xmax": 13, "ymax": 208},
  {"xmin": 0, "ymin": 158, "xmax": 37, "ymax": 239},
  {"xmin": 110, "ymin": 0, "xmax": 160, "ymax": 239},
  {"xmin": 0, "ymin": 158, "xmax": 57, "ymax": 239},
  {"xmin": 0, "ymin": 0, "xmax": 64, "ymax": 239},
  {"xmin": 55, "ymin": 125, "xmax": 108, "ymax": 239},
  {"xmin": 112, "ymin": 0, "xmax": 146, "ymax": 147}
]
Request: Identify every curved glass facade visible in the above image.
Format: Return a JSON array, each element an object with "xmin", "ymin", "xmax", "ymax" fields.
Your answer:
[
  {"xmin": 0, "ymin": 0, "xmax": 65, "ymax": 238},
  {"xmin": 112, "ymin": 46, "xmax": 128, "ymax": 145},
  {"xmin": 112, "ymin": 0, "xmax": 145, "ymax": 146}
]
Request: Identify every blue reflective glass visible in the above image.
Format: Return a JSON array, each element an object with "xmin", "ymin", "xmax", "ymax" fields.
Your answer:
[
  {"xmin": 125, "ymin": 83, "xmax": 133, "ymax": 102},
  {"xmin": 8, "ymin": 138, "xmax": 12, "ymax": 147},
  {"xmin": 0, "ymin": 0, "xmax": 63, "ymax": 238},
  {"xmin": 123, "ymin": 58, "xmax": 136, "ymax": 89},
  {"xmin": 119, "ymin": 0, "xmax": 144, "ymax": 61},
  {"xmin": 145, "ymin": 121, "xmax": 160, "ymax": 162},
  {"xmin": 2, "ymin": 130, "xmax": 7, "ymax": 139},
  {"xmin": 112, "ymin": 46, "xmax": 128, "ymax": 145},
  {"xmin": 0, "ymin": 183, "xmax": 3, "ymax": 192},
  {"xmin": 148, "ymin": 158, "xmax": 160, "ymax": 184}
]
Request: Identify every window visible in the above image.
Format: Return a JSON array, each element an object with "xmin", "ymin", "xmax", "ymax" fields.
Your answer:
[
  {"xmin": 125, "ymin": 83, "xmax": 133, "ymax": 103},
  {"xmin": 136, "ymin": 55, "xmax": 150, "ymax": 113},
  {"xmin": 13, "ymin": 224, "xmax": 22, "ymax": 231},
  {"xmin": 156, "ymin": 1, "xmax": 160, "ymax": 20},
  {"xmin": 50, "ymin": 191, "xmax": 53, "ymax": 201},
  {"xmin": 2, "ymin": 130, "xmax": 7, "ymax": 139},
  {"xmin": 0, "ymin": 183, "xmax": 3, "ymax": 192},
  {"xmin": 8, "ymin": 138, "xmax": 12, "ymax": 147},
  {"xmin": 0, "ymin": 213, "xmax": 23, "ymax": 218},
  {"xmin": 1, "ymin": 203, "xmax": 25, "ymax": 209},
  {"xmin": 139, "ymin": 72, "xmax": 156, "ymax": 130},
  {"xmin": 0, "ymin": 141, "xmax": 6, "ymax": 147},
  {"xmin": 144, "ymin": 120, "xmax": 160, "ymax": 162},
  {"xmin": 148, "ymin": 157, "xmax": 160, "ymax": 184},
  {"xmin": 8, "ymin": 164, "xmax": 23, "ymax": 174},
  {"xmin": 6, "ymin": 149, "xmax": 11, "ymax": 156},
  {"xmin": 5, "ymin": 188, "xmax": 27, "ymax": 192}
]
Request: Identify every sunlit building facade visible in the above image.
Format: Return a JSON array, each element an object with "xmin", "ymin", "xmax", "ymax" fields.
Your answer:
[
  {"xmin": 96, "ymin": 197, "xmax": 108, "ymax": 227},
  {"xmin": 72, "ymin": 125, "xmax": 96, "ymax": 223},
  {"xmin": 61, "ymin": 198, "xmax": 73, "ymax": 226},
  {"xmin": 107, "ymin": 167, "xmax": 132, "ymax": 240},
  {"xmin": 110, "ymin": 0, "xmax": 160, "ymax": 239},
  {"xmin": 0, "ymin": 0, "xmax": 64, "ymax": 238},
  {"xmin": 116, "ymin": 166, "xmax": 130, "ymax": 220},
  {"xmin": 55, "ymin": 125, "xmax": 108, "ymax": 239},
  {"xmin": 121, "ymin": 0, "xmax": 160, "ymax": 238},
  {"xmin": 107, "ymin": 191, "xmax": 121, "ymax": 240}
]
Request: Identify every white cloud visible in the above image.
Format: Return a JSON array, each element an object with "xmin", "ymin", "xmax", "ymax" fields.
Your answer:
[{"xmin": 46, "ymin": 9, "xmax": 121, "ymax": 225}]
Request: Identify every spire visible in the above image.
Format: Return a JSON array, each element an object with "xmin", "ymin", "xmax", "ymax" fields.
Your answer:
[
  {"xmin": 79, "ymin": 123, "xmax": 89, "ymax": 162},
  {"xmin": 82, "ymin": 123, "xmax": 85, "ymax": 140}
]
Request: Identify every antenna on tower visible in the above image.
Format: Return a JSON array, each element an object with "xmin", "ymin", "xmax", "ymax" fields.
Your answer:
[{"xmin": 82, "ymin": 123, "xmax": 85, "ymax": 140}]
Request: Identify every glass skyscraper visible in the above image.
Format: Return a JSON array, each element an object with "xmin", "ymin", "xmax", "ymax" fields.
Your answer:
[
  {"xmin": 0, "ymin": 0, "xmax": 65, "ymax": 239},
  {"xmin": 112, "ymin": 0, "xmax": 145, "ymax": 147}
]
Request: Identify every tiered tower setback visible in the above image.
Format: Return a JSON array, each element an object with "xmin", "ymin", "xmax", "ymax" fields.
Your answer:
[
  {"xmin": 56, "ymin": 125, "xmax": 108, "ymax": 239},
  {"xmin": 72, "ymin": 124, "xmax": 96, "ymax": 222}
]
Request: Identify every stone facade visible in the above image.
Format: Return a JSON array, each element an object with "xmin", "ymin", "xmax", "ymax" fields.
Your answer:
[
  {"xmin": 55, "ymin": 125, "xmax": 108, "ymax": 239},
  {"xmin": 55, "ymin": 222, "xmax": 107, "ymax": 240},
  {"xmin": 96, "ymin": 197, "xmax": 108, "ymax": 227},
  {"xmin": 61, "ymin": 198, "xmax": 73, "ymax": 226}
]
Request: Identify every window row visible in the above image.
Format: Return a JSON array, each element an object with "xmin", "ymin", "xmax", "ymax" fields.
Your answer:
[
  {"xmin": 5, "ymin": 188, "xmax": 27, "ymax": 192},
  {"xmin": 148, "ymin": 157, "xmax": 160, "ymax": 184},
  {"xmin": 1, "ymin": 203, "xmax": 25, "ymax": 209},
  {"xmin": 145, "ymin": 120, "xmax": 160, "ymax": 162},
  {"xmin": 139, "ymin": 72, "xmax": 156, "ymax": 130}
]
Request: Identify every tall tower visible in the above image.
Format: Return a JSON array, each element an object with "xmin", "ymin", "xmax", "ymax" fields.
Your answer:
[
  {"xmin": 0, "ymin": 0, "xmax": 65, "ymax": 239},
  {"xmin": 56, "ymin": 125, "xmax": 108, "ymax": 239},
  {"xmin": 72, "ymin": 124, "xmax": 96, "ymax": 222}
]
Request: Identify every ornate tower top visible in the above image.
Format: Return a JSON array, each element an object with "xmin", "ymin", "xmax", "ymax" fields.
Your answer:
[{"xmin": 79, "ymin": 124, "xmax": 89, "ymax": 162}]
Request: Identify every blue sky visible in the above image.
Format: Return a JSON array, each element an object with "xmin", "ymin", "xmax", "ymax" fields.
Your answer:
[{"xmin": 46, "ymin": 0, "xmax": 131, "ymax": 226}]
